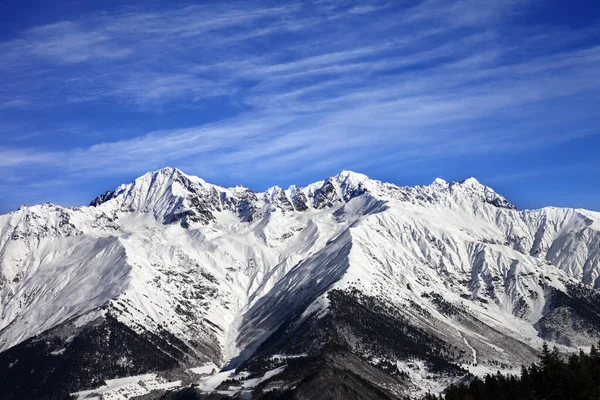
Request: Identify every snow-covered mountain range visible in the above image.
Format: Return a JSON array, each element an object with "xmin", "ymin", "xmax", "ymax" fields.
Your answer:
[{"xmin": 1, "ymin": 167, "xmax": 599, "ymax": 399}]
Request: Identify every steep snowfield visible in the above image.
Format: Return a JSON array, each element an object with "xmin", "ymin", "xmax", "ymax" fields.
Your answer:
[
  {"xmin": 0, "ymin": 229, "xmax": 130, "ymax": 350},
  {"xmin": 1, "ymin": 167, "xmax": 599, "ymax": 396}
]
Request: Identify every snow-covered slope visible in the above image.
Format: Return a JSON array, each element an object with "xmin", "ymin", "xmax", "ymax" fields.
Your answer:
[{"xmin": 1, "ymin": 167, "xmax": 599, "ymax": 399}]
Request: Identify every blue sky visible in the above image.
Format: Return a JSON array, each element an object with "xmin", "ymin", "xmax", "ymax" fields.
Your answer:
[{"xmin": 0, "ymin": 0, "xmax": 599, "ymax": 213}]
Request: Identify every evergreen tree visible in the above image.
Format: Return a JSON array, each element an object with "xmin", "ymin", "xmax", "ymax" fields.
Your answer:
[{"xmin": 428, "ymin": 343, "xmax": 600, "ymax": 400}]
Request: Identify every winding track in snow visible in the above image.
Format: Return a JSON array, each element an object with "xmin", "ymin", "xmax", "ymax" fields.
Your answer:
[{"xmin": 459, "ymin": 331, "xmax": 477, "ymax": 365}]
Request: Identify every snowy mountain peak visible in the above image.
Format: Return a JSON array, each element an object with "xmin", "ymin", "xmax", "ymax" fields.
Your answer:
[
  {"xmin": 155, "ymin": 166, "xmax": 185, "ymax": 175},
  {"xmin": 460, "ymin": 177, "xmax": 481, "ymax": 186},
  {"xmin": 430, "ymin": 177, "xmax": 449, "ymax": 188},
  {"xmin": 451, "ymin": 177, "xmax": 516, "ymax": 210},
  {"xmin": 87, "ymin": 168, "xmax": 521, "ymax": 227},
  {"xmin": 333, "ymin": 170, "xmax": 370, "ymax": 185}
]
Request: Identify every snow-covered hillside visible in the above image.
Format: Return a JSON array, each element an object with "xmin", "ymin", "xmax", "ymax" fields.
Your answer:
[{"xmin": 1, "ymin": 167, "xmax": 599, "ymax": 399}]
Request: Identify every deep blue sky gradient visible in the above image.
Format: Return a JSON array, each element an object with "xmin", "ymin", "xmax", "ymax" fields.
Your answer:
[{"xmin": 0, "ymin": 0, "xmax": 599, "ymax": 213}]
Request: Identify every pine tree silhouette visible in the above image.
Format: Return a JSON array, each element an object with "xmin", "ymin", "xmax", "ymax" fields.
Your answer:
[{"xmin": 431, "ymin": 342, "xmax": 600, "ymax": 400}]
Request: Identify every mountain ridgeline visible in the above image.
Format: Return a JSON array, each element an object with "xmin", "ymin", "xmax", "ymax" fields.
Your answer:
[{"xmin": 0, "ymin": 167, "xmax": 599, "ymax": 399}]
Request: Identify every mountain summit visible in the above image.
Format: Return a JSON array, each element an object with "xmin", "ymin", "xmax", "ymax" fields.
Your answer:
[
  {"xmin": 0, "ymin": 168, "xmax": 599, "ymax": 399},
  {"xmin": 87, "ymin": 168, "xmax": 516, "ymax": 227}
]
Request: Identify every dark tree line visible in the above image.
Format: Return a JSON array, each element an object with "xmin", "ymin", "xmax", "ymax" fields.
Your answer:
[{"xmin": 423, "ymin": 342, "xmax": 600, "ymax": 400}]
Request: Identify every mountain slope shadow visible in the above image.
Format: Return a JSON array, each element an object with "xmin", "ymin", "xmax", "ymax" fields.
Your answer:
[{"xmin": 226, "ymin": 229, "xmax": 353, "ymax": 369}]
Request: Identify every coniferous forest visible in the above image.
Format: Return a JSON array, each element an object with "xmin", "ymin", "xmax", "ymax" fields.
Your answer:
[{"xmin": 424, "ymin": 343, "xmax": 600, "ymax": 400}]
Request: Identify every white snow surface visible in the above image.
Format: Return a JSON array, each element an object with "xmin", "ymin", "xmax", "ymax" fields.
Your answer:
[
  {"xmin": 1, "ymin": 167, "xmax": 600, "ymax": 375},
  {"xmin": 71, "ymin": 373, "xmax": 181, "ymax": 400}
]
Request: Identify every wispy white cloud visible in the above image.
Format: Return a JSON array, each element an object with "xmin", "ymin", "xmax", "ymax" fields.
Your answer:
[
  {"xmin": 0, "ymin": 147, "xmax": 58, "ymax": 167},
  {"xmin": 0, "ymin": 0, "xmax": 599, "ymax": 207}
]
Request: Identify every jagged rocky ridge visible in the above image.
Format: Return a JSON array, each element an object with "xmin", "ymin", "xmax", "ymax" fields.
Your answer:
[{"xmin": 0, "ymin": 168, "xmax": 599, "ymax": 399}]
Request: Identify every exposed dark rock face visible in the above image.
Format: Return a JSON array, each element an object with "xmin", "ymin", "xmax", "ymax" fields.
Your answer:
[
  {"xmin": 313, "ymin": 179, "xmax": 342, "ymax": 209},
  {"xmin": 268, "ymin": 187, "xmax": 295, "ymax": 214},
  {"xmin": 173, "ymin": 175, "xmax": 222, "ymax": 225},
  {"xmin": 340, "ymin": 183, "xmax": 367, "ymax": 202},
  {"xmin": 218, "ymin": 186, "xmax": 259, "ymax": 222},
  {"xmin": 90, "ymin": 190, "xmax": 119, "ymax": 207},
  {"xmin": 536, "ymin": 284, "xmax": 600, "ymax": 346},
  {"xmin": 9, "ymin": 206, "xmax": 83, "ymax": 240},
  {"xmin": 290, "ymin": 189, "xmax": 309, "ymax": 212},
  {"xmin": 486, "ymin": 196, "xmax": 516, "ymax": 210},
  {"xmin": 236, "ymin": 189, "xmax": 260, "ymax": 222}
]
